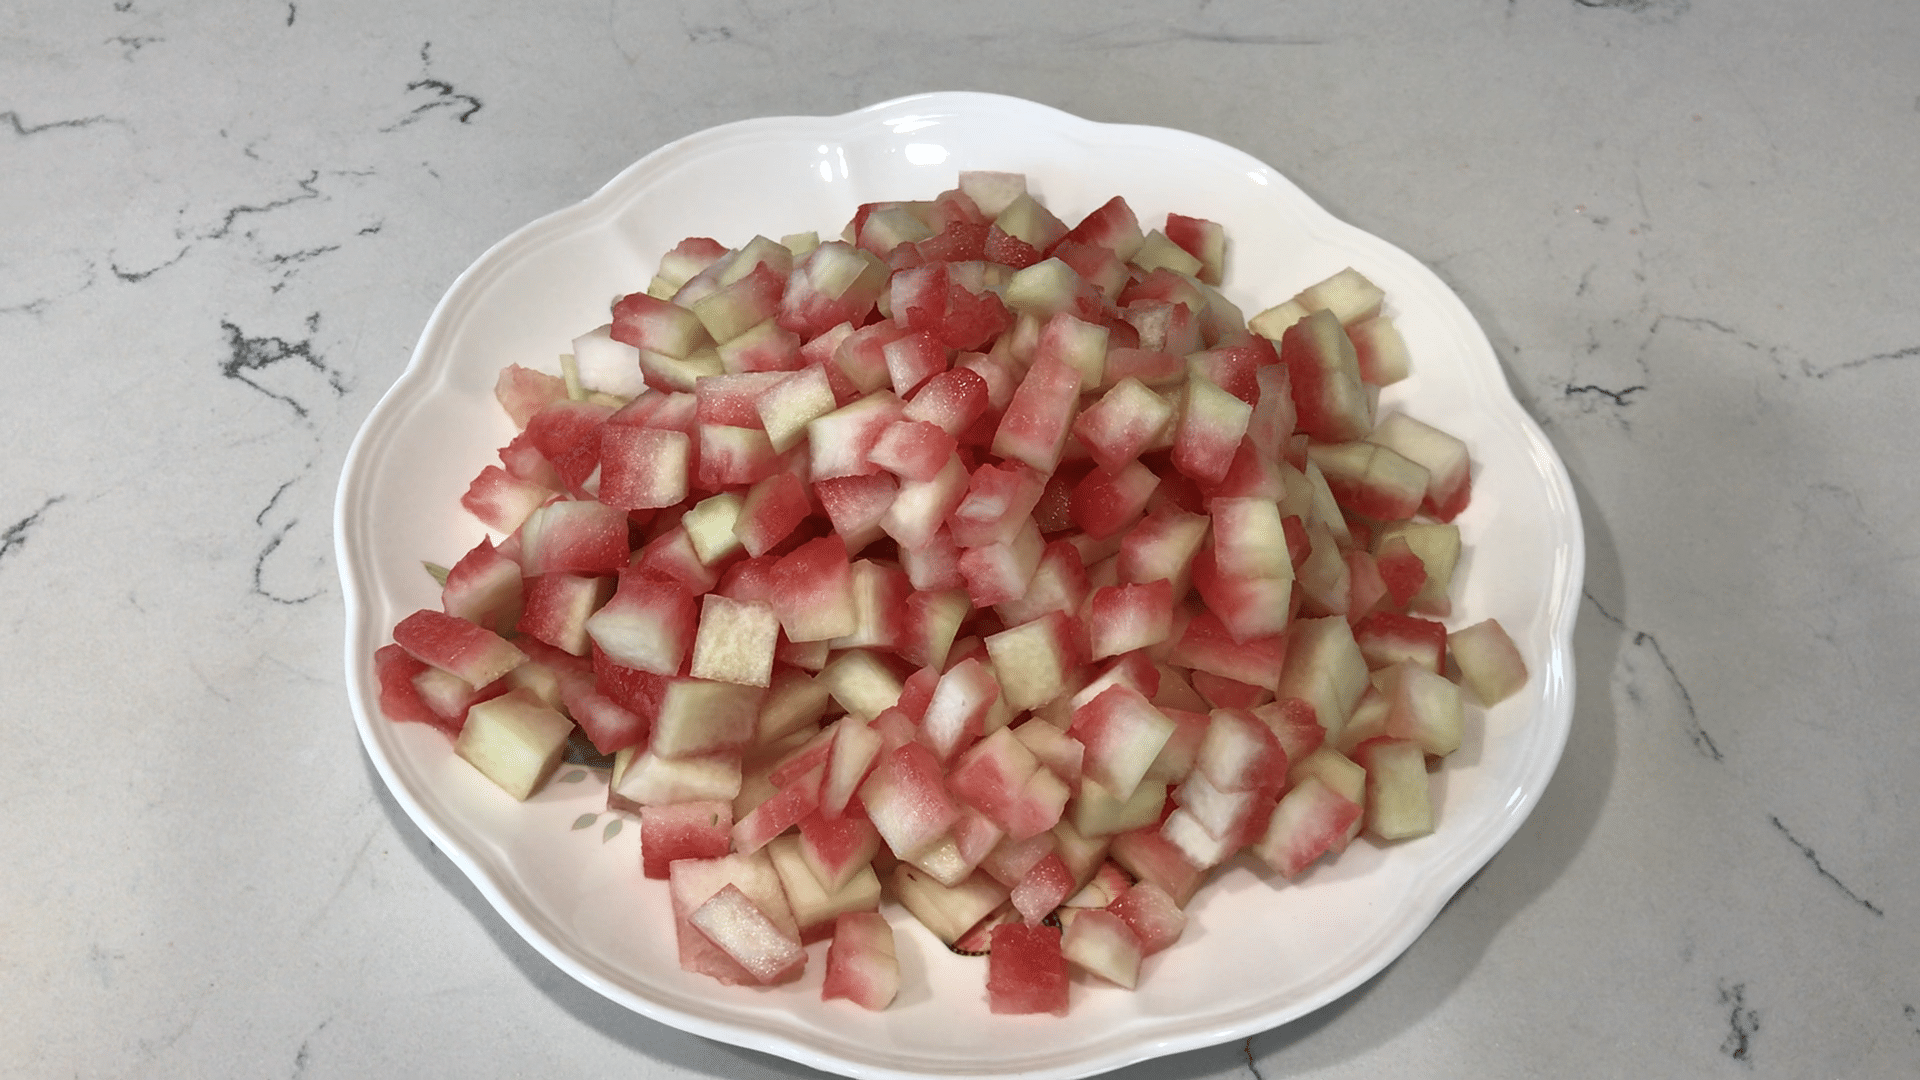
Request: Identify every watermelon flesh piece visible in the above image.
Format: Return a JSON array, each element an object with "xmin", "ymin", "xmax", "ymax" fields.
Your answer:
[
  {"xmin": 597, "ymin": 426, "xmax": 690, "ymax": 511},
  {"xmin": 903, "ymin": 366, "xmax": 989, "ymax": 436},
  {"xmin": 769, "ymin": 535, "xmax": 859, "ymax": 642},
  {"xmin": 1109, "ymin": 827, "xmax": 1206, "ymax": 907},
  {"xmin": 640, "ymin": 801, "xmax": 733, "ymax": 879},
  {"xmin": 669, "ymin": 854, "xmax": 800, "ymax": 986},
  {"xmin": 493, "ymin": 364, "xmax": 568, "ymax": 427},
  {"xmin": 821, "ymin": 911, "xmax": 900, "ymax": 1011},
  {"xmin": 515, "ymin": 572, "xmax": 609, "ymax": 657},
  {"xmin": 991, "ymin": 354, "xmax": 1081, "ymax": 473},
  {"xmin": 1253, "ymin": 776, "xmax": 1363, "ymax": 877},
  {"xmin": 731, "ymin": 765, "xmax": 823, "ymax": 855},
  {"xmin": 392, "ymin": 608, "xmax": 526, "ymax": 689},
  {"xmin": 411, "ymin": 663, "xmax": 494, "ymax": 724},
  {"xmin": 987, "ymin": 923, "xmax": 1069, "ymax": 1016},
  {"xmin": 1072, "ymin": 376, "xmax": 1175, "ymax": 473},
  {"xmin": 1070, "ymin": 685, "xmax": 1176, "ymax": 804},
  {"xmin": 373, "ymin": 644, "xmax": 458, "ymax": 736},
  {"xmin": 689, "ymin": 883, "xmax": 807, "ymax": 985},
  {"xmin": 1449, "ymin": 617, "xmax": 1530, "ymax": 706},
  {"xmin": 555, "ymin": 677, "xmax": 647, "ymax": 755},
  {"xmin": 1355, "ymin": 611, "xmax": 1448, "ymax": 674},
  {"xmin": 583, "ymin": 574, "xmax": 699, "ymax": 676},
  {"xmin": 460, "ymin": 465, "xmax": 556, "ymax": 538},
  {"xmin": 1086, "ymin": 579, "xmax": 1174, "ymax": 660},
  {"xmin": 858, "ymin": 742, "xmax": 961, "ymax": 859},
  {"xmin": 947, "ymin": 727, "xmax": 1041, "ymax": 833},
  {"xmin": 1010, "ymin": 853, "xmax": 1075, "ymax": 925},
  {"xmin": 1055, "ymin": 195, "xmax": 1144, "ymax": 262},
  {"xmin": 1106, "ymin": 881, "xmax": 1187, "ymax": 956},
  {"xmin": 1060, "ymin": 908, "xmax": 1143, "ymax": 989},
  {"xmin": 799, "ymin": 812, "xmax": 884, "ymax": 892},
  {"xmin": 517, "ymin": 499, "xmax": 630, "ymax": 576},
  {"xmin": 611, "ymin": 290, "xmax": 711, "ymax": 357}
]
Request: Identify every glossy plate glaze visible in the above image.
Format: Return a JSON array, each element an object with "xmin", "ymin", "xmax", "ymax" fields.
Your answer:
[{"xmin": 335, "ymin": 92, "xmax": 1582, "ymax": 1079}]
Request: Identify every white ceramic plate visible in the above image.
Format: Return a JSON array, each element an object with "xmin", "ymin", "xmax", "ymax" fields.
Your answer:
[{"xmin": 335, "ymin": 92, "xmax": 1582, "ymax": 1080}]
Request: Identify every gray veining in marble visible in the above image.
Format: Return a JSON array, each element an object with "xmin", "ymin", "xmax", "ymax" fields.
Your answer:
[{"xmin": 3, "ymin": 1, "xmax": 1916, "ymax": 1077}]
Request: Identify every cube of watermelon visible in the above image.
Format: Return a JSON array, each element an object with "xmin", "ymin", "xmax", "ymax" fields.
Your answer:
[
  {"xmin": 1059, "ymin": 908, "xmax": 1143, "ymax": 989},
  {"xmin": 919, "ymin": 657, "xmax": 1001, "ymax": 764},
  {"xmin": 610, "ymin": 749, "xmax": 743, "ymax": 809},
  {"xmin": 903, "ymin": 366, "xmax": 990, "ymax": 437},
  {"xmin": 611, "ymin": 290, "xmax": 711, "ymax": 358},
  {"xmin": 1010, "ymin": 853, "xmax": 1074, "ymax": 925},
  {"xmin": 1281, "ymin": 309, "xmax": 1372, "ymax": 443},
  {"xmin": 869, "ymin": 419, "xmax": 958, "ymax": 482},
  {"xmin": 829, "ymin": 559, "xmax": 912, "ymax": 653},
  {"xmin": 453, "ymin": 690, "xmax": 574, "ymax": 801},
  {"xmin": 755, "ymin": 365, "xmax": 839, "ymax": 454},
  {"xmin": 669, "ymin": 852, "xmax": 800, "ymax": 986},
  {"xmin": 948, "ymin": 459, "xmax": 1048, "ymax": 548},
  {"xmin": 986, "ymin": 923, "xmax": 1069, "ymax": 1016},
  {"xmin": 732, "ymin": 762, "xmax": 824, "ymax": 855},
  {"xmin": 768, "ymin": 535, "xmax": 859, "ymax": 642},
  {"xmin": 1448, "ymin": 617, "xmax": 1529, "ymax": 706},
  {"xmin": 583, "ymin": 573, "xmax": 697, "ymax": 677},
  {"xmin": 373, "ymin": 644, "xmax": 454, "ymax": 734},
  {"xmin": 778, "ymin": 241, "xmax": 888, "ymax": 340},
  {"xmin": 809, "ymin": 390, "xmax": 906, "ymax": 481},
  {"xmin": 393, "ymin": 608, "xmax": 526, "ymax": 689},
  {"xmin": 554, "ymin": 673, "xmax": 649, "ymax": 755},
  {"xmin": 858, "ymin": 742, "xmax": 961, "ymax": 859},
  {"xmin": 798, "ymin": 811, "xmax": 884, "ymax": 892},
  {"xmin": 647, "ymin": 677, "xmax": 764, "ymax": 759},
  {"xmin": 1251, "ymin": 776, "xmax": 1362, "ymax": 877},
  {"xmin": 715, "ymin": 318, "xmax": 803, "ymax": 375},
  {"xmin": 516, "ymin": 572, "xmax": 612, "ymax": 657},
  {"xmin": 821, "ymin": 910, "xmax": 899, "ymax": 1011},
  {"xmin": 1108, "ymin": 826, "xmax": 1206, "ymax": 907},
  {"xmin": 956, "ymin": 518, "xmax": 1045, "ymax": 609},
  {"xmin": 691, "ymin": 263, "xmax": 786, "ymax": 345},
  {"xmin": 1164, "ymin": 212, "xmax": 1225, "ymax": 284},
  {"xmin": 1069, "ymin": 462, "xmax": 1160, "ymax": 542},
  {"xmin": 991, "ymin": 354, "xmax": 1081, "ymax": 473},
  {"xmin": 629, "ymin": 525, "xmax": 719, "ymax": 594},
  {"xmin": 1059, "ymin": 195, "xmax": 1145, "ymax": 262},
  {"xmin": 1069, "ymin": 685, "xmax": 1175, "ymax": 803},
  {"xmin": 640, "ymin": 801, "xmax": 733, "ymax": 879},
  {"xmin": 688, "ymin": 883, "xmax": 806, "ymax": 985},
  {"xmin": 462, "ymin": 461, "xmax": 558, "ymax": 536},
  {"xmin": 689, "ymin": 594, "xmax": 780, "ymax": 688},
  {"xmin": 879, "ymin": 453, "xmax": 969, "ymax": 552},
  {"xmin": 1105, "ymin": 881, "xmax": 1187, "ymax": 956},
  {"xmin": 518, "ymin": 499, "xmax": 630, "ymax": 576},
  {"xmin": 983, "ymin": 611, "xmax": 1083, "ymax": 714},
  {"xmin": 1086, "ymin": 580, "xmax": 1174, "ymax": 661},
  {"xmin": 1168, "ymin": 613, "xmax": 1288, "ymax": 691},
  {"xmin": 493, "ymin": 364, "xmax": 569, "ymax": 427},
  {"xmin": 1072, "ymin": 376, "xmax": 1175, "ymax": 474}
]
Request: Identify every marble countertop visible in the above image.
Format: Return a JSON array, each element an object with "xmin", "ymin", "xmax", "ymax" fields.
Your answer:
[{"xmin": 4, "ymin": 1, "xmax": 1914, "ymax": 1076}]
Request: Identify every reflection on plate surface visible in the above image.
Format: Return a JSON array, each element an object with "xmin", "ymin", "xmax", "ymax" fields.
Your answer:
[{"xmin": 335, "ymin": 92, "xmax": 1582, "ymax": 1080}]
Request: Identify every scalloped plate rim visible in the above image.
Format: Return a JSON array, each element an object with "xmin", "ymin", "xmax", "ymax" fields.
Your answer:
[{"xmin": 335, "ymin": 91, "xmax": 1582, "ymax": 1080}]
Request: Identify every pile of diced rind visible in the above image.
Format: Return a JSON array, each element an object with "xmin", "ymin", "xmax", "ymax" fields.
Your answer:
[{"xmin": 375, "ymin": 171, "xmax": 1531, "ymax": 1016}]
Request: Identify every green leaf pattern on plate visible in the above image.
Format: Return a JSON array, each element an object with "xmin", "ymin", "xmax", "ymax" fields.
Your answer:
[{"xmin": 571, "ymin": 813, "xmax": 597, "ymax": 831}]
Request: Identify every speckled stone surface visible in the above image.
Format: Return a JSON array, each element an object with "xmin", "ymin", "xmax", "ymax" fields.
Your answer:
[{"xmin": 3, "ymin": 1, "xmax": 1915, "ymax": 1077}]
